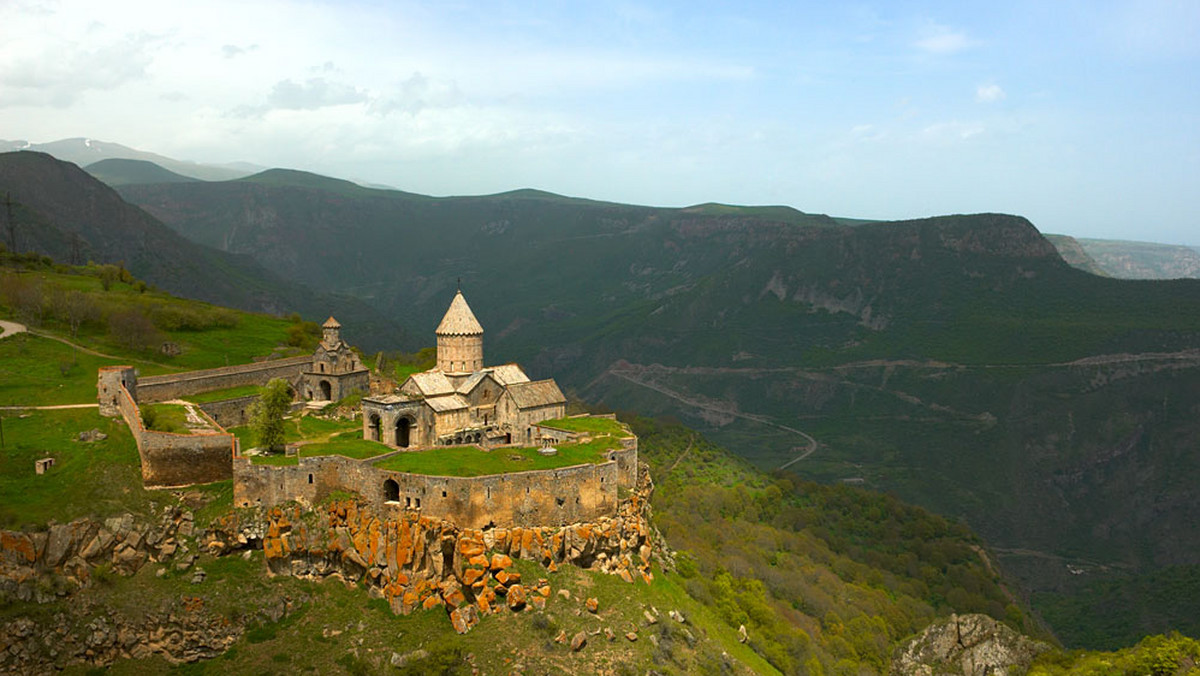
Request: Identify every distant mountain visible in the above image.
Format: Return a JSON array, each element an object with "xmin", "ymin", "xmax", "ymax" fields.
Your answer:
[
  {"xmin": 1043, "ymin": 234, "xmax": 1110, "ymax": 276},
  {"xmin": 1073, "ymin": 237, "xmax": 1200, "ymax": 279},
  {"xmin": 0, "ymin": 138, "xmax": 260, "ymax": 182},
  {"xmin": 0, "ymin": 152, "xmax": 400, "ymax": 349},
  {"xmin": 111, "ymin": 168, "xmax": 1200, "ymax": 647},
  {"xmin": 84, "ymin": 158, "xmax": 198, "ymax": 186}
]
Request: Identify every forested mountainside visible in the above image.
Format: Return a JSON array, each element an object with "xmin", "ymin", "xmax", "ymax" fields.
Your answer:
[{"xmin": 18, "ymin": 157, "xmax": 1200, "ymax": 647}]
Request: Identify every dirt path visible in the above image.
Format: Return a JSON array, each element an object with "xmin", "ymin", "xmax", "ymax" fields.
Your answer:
[
  {"xmin": 0, "ymin": 319, "xmax": 27, "ymax": 340},
  {"xmin": 0, "ymin": 403, "xmax": 99, "ymax": 411},
  {"xmin": 25, "ymin": 328, "xmax": 176, "ymax": 369},
  {"xmin": 666, "ymin": 434, "xmax": 695, "ymax": 474},
  {"xmin": 604, "ymin": 368, "xmax": 820, "ymax": 470}
]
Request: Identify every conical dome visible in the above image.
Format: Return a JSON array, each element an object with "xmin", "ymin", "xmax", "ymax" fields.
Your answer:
[{"xmin": 436, "ymin": 291, "xmax": 484, "ymax": 336}]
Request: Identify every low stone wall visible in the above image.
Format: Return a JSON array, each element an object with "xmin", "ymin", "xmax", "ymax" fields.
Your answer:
[
  {"xmin": 138, "ymin": 356, "xmax": 311, "ymax": 402},
  {"xmin": 234, "ymin": 448, "xmax": 639, "ymax": 529},
  {"xmin": 198, "ymin": 395, "xmax": 260, "ymax": 428},
  {"xmin": 116, "ymin": 384, "xmax": 235, "ymax": 488}
]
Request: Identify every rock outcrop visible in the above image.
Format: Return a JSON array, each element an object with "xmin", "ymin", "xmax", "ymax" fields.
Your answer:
[
  {"xmin": 201, "ymin": 467, "xmax": 660, "ymax": 634},
  {"xmin": 890, "ymin": 613, "xmax": 1051, "ymax": 676},
  {"xmin": 0, "ymin": 506, "xmax": 196, "ymax": 604}
]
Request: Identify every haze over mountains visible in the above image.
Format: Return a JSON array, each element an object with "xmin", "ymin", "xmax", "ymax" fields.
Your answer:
[{"xmin": 3, "ymin": 144, "xmax": 1200, "ymax": 648}]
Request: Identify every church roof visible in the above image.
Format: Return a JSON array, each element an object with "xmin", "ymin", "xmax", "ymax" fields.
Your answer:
[
  {"xmin": 323, "ymin": 316, "xmax": 341, "ymax": 328},
  {"xmin": 406, "ymin": 371, "xmax": 456, "ymax": 397},
  {"xmin": 507, "ymin": 379, "xmax": 567, "ymax": 410},
  {"xmin": 490, "ymin": 363, "xmax": 530, "ymax": 386},
  {"xmin": 425, "ymin": 394, "xmax": 469, "ymax": 413},
  {"xmin": 436, "ymin": 291, "xmax": 484, "ymax": 336},
  {"xmin": 455, "ymin": 364, "xmax": 530, "ymax": 395}
]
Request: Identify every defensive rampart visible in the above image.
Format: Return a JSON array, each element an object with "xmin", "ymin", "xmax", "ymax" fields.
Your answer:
[
  {"xmin": 198, "ymin": 395, "xmax": 260, "ymax": 428},
  {"xmin": 114, "ymin": 382, "xmax": 235, "ymax": 487},
  {"xmin": 137, "ymin": 356, "xmax": 311, "ymax": 402},
  {"xmin": 234, "ymin": 445, "xmax": 638, "ymax": 530}
]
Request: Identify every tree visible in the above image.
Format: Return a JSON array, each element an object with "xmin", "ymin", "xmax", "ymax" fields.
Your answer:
[
  {"xmin": 52, "ymin": 289, "xmax": 99, "ymax": 337},
  {"xmin": 107, "ymin": 308, "xmax": 162, "ymax": 351},
  {"xmin": 250, "ymin": 378, "xmax": 292, "ymax": 453}
]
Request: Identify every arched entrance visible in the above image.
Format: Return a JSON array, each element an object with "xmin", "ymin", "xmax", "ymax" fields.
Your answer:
[
  {"xmin": 319, "ymin": 380, "xmax": 332, "ymax": 401},
  {"xmin": 368, "ymin": 414, "xmax": 381, "ymax": 442},
  {"xmin": 396, "ymin": 417, "xmax": 412, "ymax": 448},
  {"xmin": 384, "ymin": 479, "xmax": 399, "ymax": 502}
]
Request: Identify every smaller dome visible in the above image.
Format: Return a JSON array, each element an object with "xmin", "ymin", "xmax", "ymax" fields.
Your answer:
[{"xmin": 323, "ymin": 316, "xmax": 341, "ymax": 328}]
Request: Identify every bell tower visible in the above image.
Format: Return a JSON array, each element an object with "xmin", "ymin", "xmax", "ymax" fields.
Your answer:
[{"xmin": 436, "ymin": 290, "xmax": 484, "ymax": 375}]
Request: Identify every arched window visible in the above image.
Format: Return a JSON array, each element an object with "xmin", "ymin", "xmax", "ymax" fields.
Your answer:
[{"xmin": 384, "ymin": 479, "xmax": 400, "ymax": 502}]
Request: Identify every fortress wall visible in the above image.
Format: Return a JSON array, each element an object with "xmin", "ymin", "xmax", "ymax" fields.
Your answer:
[
  {"xmin": 112, "ymin": 382, "xmax": 235, "ymax": 487},
  {"xmin": 198, "ymin": 395, "xmax": 260, "ymax": 428},
  {"xmin": 233, "ymin": 456, "xmax": 622, "ymax": 529},
  {"xmin": 136, "ymin": 428, "xmax": 234, "ymax": 487},
  {"xmin": 138, "ymin": 356, "xmax": 311, "ymax": 402},
  {"xmin": 610, "ymin": 441, "xmax": 639, "ymax": 489}
]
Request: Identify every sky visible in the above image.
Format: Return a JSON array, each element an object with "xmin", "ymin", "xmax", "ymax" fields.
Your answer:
[{"xmin": 2, "ymin": 0, "xmax": 1198, "ymax": 244}]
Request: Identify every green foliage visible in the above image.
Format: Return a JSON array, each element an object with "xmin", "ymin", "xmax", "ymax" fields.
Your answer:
[
  {"xmin": 632, "ymin": 415, "xmax": 1026, "ymax": 674},
  {"xmin": 285, "ymin": 318, "xmax": 319, "ymax": 350},
  {"xmin": 250, "ymin": 379, "xmax": 292, "ymax": 452},
  {"xmin": 1031, "ymin": 632, "xmax": 1200, "ymax": 675},
  {"xmin": 387, "ymin": 346, "xmax": 437, "ymax": 381},
  {"xmin": 140, "ymin": 403, "xmax": 188, "ymax": 434}
]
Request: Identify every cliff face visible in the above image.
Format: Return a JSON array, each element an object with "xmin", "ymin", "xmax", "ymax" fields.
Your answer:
[
  {"xmin": 890, "ymin": 613, "xmax": 1051, "ymax": 676},
  {"xmin": 209, "ymin": 466, "xmax": 661, "ymax": 634}
]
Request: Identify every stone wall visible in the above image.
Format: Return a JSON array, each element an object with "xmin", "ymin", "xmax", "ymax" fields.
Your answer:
[
  {"xmin": 114, "ymin": 383, "xmax": 235, "ymax": 488},
  {"xmin": 234, "ymin": 445, "xmax": 639, "ymax": 530},
  {"xmin": 137, "ymin": 356, "xmax": 311, "ymax": 402},
  {"xmin": 198, "ymin": 395, "xmax": 260, "ymax": 428}
]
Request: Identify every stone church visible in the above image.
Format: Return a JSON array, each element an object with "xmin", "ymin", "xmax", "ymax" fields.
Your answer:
[
  {"xmin": 361, "ymin": 291, "xmax": 567, "ymax": 449},
  {"xmin": 302, "ymin": 317, "xmax": 370, "ymax": 402}
]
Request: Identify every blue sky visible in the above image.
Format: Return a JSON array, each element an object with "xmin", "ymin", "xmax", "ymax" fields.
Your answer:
[{"xmin": 1, "ymin": 0, "xmax": 1197, "ymax": 243}]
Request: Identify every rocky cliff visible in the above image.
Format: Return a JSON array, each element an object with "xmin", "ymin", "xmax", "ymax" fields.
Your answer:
[{"xmin": 890, "ymin": 613, "xmax": 1051, "ymax": 676}]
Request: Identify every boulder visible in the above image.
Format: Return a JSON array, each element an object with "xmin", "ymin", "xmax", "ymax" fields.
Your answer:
[
  {"xmin": 890, "ymin": 614, "xmax": 1051, "ymax": 676},
  {"xmin": 507, "ymin": 584, "xmax": 526, "ymax": 611},
  {"xmin": 571, "ymin": 631, "xmax": 587, "ymax": 652},
  {"xmin": 449, "ymin": 605, "xmax": 479, "ymax": 634},
  {"xmin": 586, "ymin": 597, "xmax": 599, "ymax": 614}
]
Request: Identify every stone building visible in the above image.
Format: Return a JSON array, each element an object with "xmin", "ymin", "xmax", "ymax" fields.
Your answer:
[
  {"xmin": 362, "ymin": 291, "xmax": 566, "ymax": 448},
  {"xmin": 302, "ymin": 317, "xmax": 370, "ymax": 402}
]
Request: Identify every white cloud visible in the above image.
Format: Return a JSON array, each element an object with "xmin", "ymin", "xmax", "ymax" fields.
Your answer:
[
  {"xmin": 915, "ymin": 23, "xmax": 973, "ymax": 55},
  {"xmin": 921, "ymin": 121, "xmax": 985, "ymax": 141},
  {"xmin": 976, "ymin": 83, "xmax": 1006, "ymax": 103}
]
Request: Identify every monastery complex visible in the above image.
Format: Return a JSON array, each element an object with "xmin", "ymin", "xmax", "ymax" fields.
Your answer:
[{"xmin": 97, "ymin": 291, "xmax": 639, "ymax": 529}]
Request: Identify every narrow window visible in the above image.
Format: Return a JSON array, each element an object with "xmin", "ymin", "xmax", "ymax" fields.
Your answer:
[
  {"xmin": 442, "ymin": 490, "xmax": 447, "ymax": 498},
  {"xmin": 406, "ymin": 497, "xmax": 411, "ymax": 507},
  {"xmin": 415, "ymin": 498, "xmax": 421, "ymax": 508},
  {"xmin": 308, "ymin": 474, "xmax": 313, "ymax": 484}
]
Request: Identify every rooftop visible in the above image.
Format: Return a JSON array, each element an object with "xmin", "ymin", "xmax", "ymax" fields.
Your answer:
[{"xmin": 436, "ymin": 290, "xmax": 484, "ymax": 336}]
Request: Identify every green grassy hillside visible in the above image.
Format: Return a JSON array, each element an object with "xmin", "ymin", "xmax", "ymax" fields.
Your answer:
[{"xmin": 0, "ymin": 152, "xmax": 402, "ymax": 350}]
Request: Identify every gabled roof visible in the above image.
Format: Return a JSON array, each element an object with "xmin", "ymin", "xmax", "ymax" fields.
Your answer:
[
  {"xmin": 404, "ymin": 371, "xmax": 456, "ymax": 397},
  {"xmin": 506, "ymin": 379, "xmax": 567, "ymax": 410},
  {"xmin": 456, "ymin": 370, "xmax": 497, "ymax": 395},
  {"xmin": 425, "ymin": 394, "xmax": 469, "ymax": 413},
  {"xmin": 490, "ymin": 363, "xmax": 530, "ymax": 386},
  {"xmin": 436, "ymin": 291, "xmax": 484, "ymax": 336}
]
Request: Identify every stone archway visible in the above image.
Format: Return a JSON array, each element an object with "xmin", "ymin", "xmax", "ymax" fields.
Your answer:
[
  {"xmin": 396, "ymin": 417, "xmax": 412, "ymax": 448},
  {"xmin": 384, "ymin": 479, "xmax": 399, "ymax": 502},
  {"xmin": 368, "ymin": 413, "xmax": 381, "ymax": 442},
  {"xmin": 320, "ymin": 380, "xmax": 332, "ymax": 401}
]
